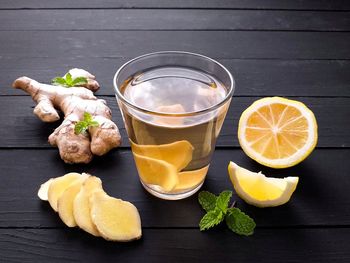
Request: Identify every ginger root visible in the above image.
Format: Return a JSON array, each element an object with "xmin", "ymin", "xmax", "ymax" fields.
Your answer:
[{"xmin": 12, "ymin": 68, "xmax": 121, "ymax": 163}]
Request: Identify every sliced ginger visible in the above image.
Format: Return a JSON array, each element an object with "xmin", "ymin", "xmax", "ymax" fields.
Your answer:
[
  {"xmin": 38, "ymin": 172, "xmax": 142, "ymax": 242},
  {"xmin": 133, "ymin": 152, "xmax": 178, "ymax": 192},
  {"xmin": 38, "ymin": 178, "xmax": 54, "ymax": 201},
  {"xmin": 174, "ymin": 165, "xmax": 209, "ymax": 191},
  {"xmin": 131, "ymin": 140, "xmax": 193, "ymax": 171},
  {"xmin": 90, "ymin": 190, "xmax": 142, "ymax": 241},
  {"xmin": 47, "ymin": 172, "xmax": 84, "ymax": 212},
  {"xmin": 73, "ymin": 176, "xmax": 103, "ymax": 236},
  {"xmin": 58, "ymin": 174, "xmax": 90, "ymax": 227}
]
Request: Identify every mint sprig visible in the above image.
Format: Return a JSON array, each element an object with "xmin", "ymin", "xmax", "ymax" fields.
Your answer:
[
  {"xmin": 198, "ymin": 190, "xmax": 256, "ymax": 236},
  {"xmin": 74, "ymin": 112, "xmax": 99, "ymax": 135},
  {"xmin": 51, "ymin": 72, "xmax": 88, "ymax": 88}
]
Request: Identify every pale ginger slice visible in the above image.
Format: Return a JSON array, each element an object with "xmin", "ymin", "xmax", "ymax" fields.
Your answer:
[
  {"xmin": 90, "ymin": 190, "xmax": 142, "ymax": 241},
  {"xmin": 47, "ymin": 172, "xmax": 84, "ymax": 212},
  {"xmin": 12, "ymin": 68, "xmax": 121, "ymax": 164},
  {"xmin": 73, "ymin": 176, "xmax": 103, "ymax": 236},
  {"xmin": 57, "ymin": 174, "xmax": 90, "ymax": 227},
  {"xmin": 38, "ymin": 178, "xmax": 54, "ymax": 201}
]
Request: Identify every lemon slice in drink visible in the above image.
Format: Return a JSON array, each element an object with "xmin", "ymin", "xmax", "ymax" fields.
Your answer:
[
  {"xmin": 238, "ymin": 97, "xmax": 317, "ymax": 168},
  {"xmin": 133, "ymin": 152, "xmax": 178, "ymax": 192},
  {"xmin": 131, "ymin": 140, "xmax": 194, "ymax": 171},
  {"xmin": 228, "ymin": 162, "xmax": 298, "ymax": 207}
]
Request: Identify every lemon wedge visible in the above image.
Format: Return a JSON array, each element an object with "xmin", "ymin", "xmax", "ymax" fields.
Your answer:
[
  {"xmin": 133, "ymin": 152, "xmax": 178, "ymax": 192},
  {"xmin": 238, "ymin": 97, "xmax": 318, "ymax": 168},
  {"xmin": 228, "ymin": 162, "xmax": 298, "ymax": 207}
]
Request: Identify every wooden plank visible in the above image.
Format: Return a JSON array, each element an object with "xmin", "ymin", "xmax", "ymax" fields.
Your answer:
[
  {"xmin": 0, "ymin": 31, "xmax": 349, "ymax": 60},
  {"xmin": 0, "ymin": 96, "xmax": 348, "ymax": 148},
  {"xmin": 0, "ymin": 148, "xmax": 349, "ymax": 228},
  {"xmin": 0, "ymin": 228, "xmax": 349, "ymax": 262},
  {"xmin": 2, "ymin": 58, "xmax": 350, "ymax": 97},
  {"xmin": 0, "ymin": 0, "xmax": 349, "ymax": 11},
  {"xmin": 1, "ymin": 10, "xmax": 350, "ymax": 31}
]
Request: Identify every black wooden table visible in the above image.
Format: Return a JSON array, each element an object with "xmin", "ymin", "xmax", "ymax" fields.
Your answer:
[{"xmin": 1, "ymin": 1, "xmax": 350, "ymax": 262}]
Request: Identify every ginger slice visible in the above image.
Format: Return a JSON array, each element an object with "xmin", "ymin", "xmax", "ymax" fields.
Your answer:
[
  {"xmin": 38, "ymin": 178, "xmax": 54, "ymax": 201},
  {"xmin": 90, "ymin": 190, "xmax": 142, "ymax": 241},
  {"xmin": 131, "ymin": 140, "xmax": 194, "ymax": 172},
  {"xmin": 132, "ymin": 152, "xmax": 178, "ymax": 192},
  {"xmin": 73, "ymin": 176, "xmax": 103, "ymax": 236},
  {"xmin": 57, "ymin": 174, "xmax": 90, "ymax": 227},
  {"xmin": 174, "ymin": 165, "xmax": 209, "ymax": 191},
  {"xmin": 47, "ymin": 172, "xmax": 84, "ymax": 212}
]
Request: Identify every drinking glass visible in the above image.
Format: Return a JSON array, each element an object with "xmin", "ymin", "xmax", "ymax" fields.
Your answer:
[{"xmin": 114, "ymin": 51, "xmax": 234, "ymax": 200}]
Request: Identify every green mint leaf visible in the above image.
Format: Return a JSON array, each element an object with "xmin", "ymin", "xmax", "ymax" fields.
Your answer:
[
  {"xmin": 51, "ymin": 77, "xmax": 68, "ymax": 87},
  {"xmin": 74, "ymin": 121, "xmax": 88, "ymax": 135},
  {"xmin": 198, "ymin": 191, "xmax": 217, "ymax": 212},
  {"xmin": 89, "ymin": 121, "xmax": 99, "ymax": 127},
  {"xmin": 83, "ymin": 112, "xmax": 93, "ymax": 122},
  {"xmin": 199, "ymin": 208, "xmax": 224, "ymax": 231},
  {"xmin": 71, "ymin": 76, "xmax": 88, "ymax": 87},
  {"xmin": 65, "ymin": 72, "xmax": 73, "ymax": 86},
  {"xmin": 225, "ymin": 208, "xmax": 256, "ymax": 236},
  {"xmin": 216, "ymin": 190, "xmax": 232, "ymax": 213}
]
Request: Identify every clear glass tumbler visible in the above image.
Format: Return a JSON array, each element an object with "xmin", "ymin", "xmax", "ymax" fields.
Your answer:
[{"xmin": 114, "ymin": 51, "xmax": 234, "ymax": 200}]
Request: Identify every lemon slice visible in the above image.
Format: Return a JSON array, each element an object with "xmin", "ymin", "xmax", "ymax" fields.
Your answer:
[
  {"xmin": 174, "ymin": 165, "xmax": 209, "ymax": 191},
  {"xmin": 131, "ymin": 140, "xmax": 194, "ymax": 171},
  {"xmin": 133, "ymin": 152, "xmax": 178, "ymax": 192},
  {"xmin": 238, "ymin": 97, "xmax": 318, "ymax": 168},
  {"xmin": 228, "ymin": 161, "xmax": 298, "ymax": 207}
]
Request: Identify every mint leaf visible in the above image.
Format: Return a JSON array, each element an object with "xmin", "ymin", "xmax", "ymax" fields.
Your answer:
[
  {"xmin": 83, "ymin": 112, "xmax": 93, "ymax": 122},
  {"xmin": 65, "ymin": 72, "xmax": 73, "ymax": 86},
  {"xmin": 89, "ymin": 121, "xmax": 99, "ymax": 127},
  {"xmin": 74, "ymin": 121, "xmax": 88, "ymax": 134},
  {"xmin": 199, "ymin": 208, "xmax": 224, "ymax": 231},
  {"xmin": 198, "ymin": 191, "xmax": 217, "ymax": 212},
  {"xmin": 225, "ymin": 208, "xmax": 256, "ymax": 236},
  {"xmin": 71, "ymin": 76, "xmax": 88, "ymax": 86},
  {"xmin": 51, "ymin": 77, "xmax": 68, "ymax": 87},
  {"xmin": 75, "ymin": 112, "xmax": 100, "ymax": 134},
  {"xmin": 216, "ymin": 190, "xmax": 232, "ymax": 213}
]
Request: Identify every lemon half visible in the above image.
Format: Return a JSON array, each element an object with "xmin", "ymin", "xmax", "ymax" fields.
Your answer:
[{"xmin": 238, "ymin": 97, "xmax": 318, "ymax": 168}]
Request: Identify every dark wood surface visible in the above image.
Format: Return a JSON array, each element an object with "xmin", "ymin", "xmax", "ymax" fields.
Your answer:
[{"xmin": 0, "ymin": 1, "xmax": 349, "ymax": 262}]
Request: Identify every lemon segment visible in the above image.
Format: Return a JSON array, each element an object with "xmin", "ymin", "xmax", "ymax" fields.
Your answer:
[
  {"xmin": 133, "ymin": 152, "xmax": 179, "ymax": 192},
  {"xmin": 174, "ymin": 165, "xmax": 209, "ymax": 191},
  {"xmin": 238, "ymin": 97, "xmax": 318, "ymax": 168},
  {"xmin": 228, "ymin": 162, "xmax": 298, "ymax": 207},
  {"xmin": 131, "ymin": 140, "xmax": 194, "ymax": 171}
]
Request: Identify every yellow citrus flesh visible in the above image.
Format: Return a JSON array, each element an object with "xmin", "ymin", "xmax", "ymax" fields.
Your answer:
[
  {"xmin": 174, "ymin": 165, "xmax": 209, "ymax": 191},
  {"xmin": 228, "ymin": 162, "xmax": 298, "ymax": 207},
  {"xmin": 133, "ymin": 152, "xmax": 178, "ymax": 192},
  {"xmin": 238, "ymin": 97, "xmax": 318, "ymax": 168},
  {"xmin": 131, "ymin": 140, "xmax": 193, "ymax": 171}
]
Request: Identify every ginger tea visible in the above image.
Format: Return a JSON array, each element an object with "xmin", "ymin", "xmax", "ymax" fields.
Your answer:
[{"xmin": 119, "ymin": 66, "xmax": 230, "ymax": 199}]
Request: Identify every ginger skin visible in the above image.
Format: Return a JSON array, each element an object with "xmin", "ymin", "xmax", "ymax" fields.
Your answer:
[{"xmin": 13, "ymin": 69, "xmax": 121, "ymax": 163}]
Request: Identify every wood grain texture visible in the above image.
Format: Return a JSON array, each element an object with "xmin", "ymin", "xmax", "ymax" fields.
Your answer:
[
  {"xmin": 2, "ymin": 58, "xmax": 350, "ymax": 97},
  {"xmin": 1, "ymin": 10, "xmax": 349, "ymax": 31},
  {"xmin": 1, "ymin": 96, "xmax": 349, "ymax": 148},
  {"xmin": 0, "ymin": 0, "xmax": 349, "ymax": 10},
  {"xmin": 1, "ymin": 228, "xmax": 350, "ymax": 262},
  {"xmin": 0, "ymin": 148, "xmax": 349, "ymax": 228},
  {"xmin": 1, "ymin": 31, "xmax": 349, "ymax": 60}
]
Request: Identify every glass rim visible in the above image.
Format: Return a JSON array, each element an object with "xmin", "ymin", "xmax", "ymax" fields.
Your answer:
[{"xmin": 113, "ymin": 51, "xmax": 235, "ymax": 117}]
